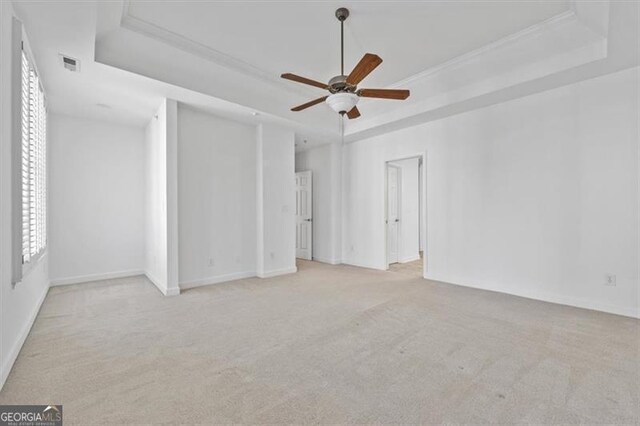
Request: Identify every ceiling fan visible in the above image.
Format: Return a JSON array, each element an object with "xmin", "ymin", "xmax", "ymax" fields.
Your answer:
[{"xmin": 281, "ymin": 7, "xmax": 410, "ymax": 120}]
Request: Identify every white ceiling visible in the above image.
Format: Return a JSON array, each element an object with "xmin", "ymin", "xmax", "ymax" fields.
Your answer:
[
  {"xmin": 123, "ymin": 1, "xmax": 570, "ymax": 88},
  {"xmin": 11, "ymin": 0, "xmax": 339, "ymax": 147},
  {"xmin": 10, "ymin": 1, "xmax": 639, "ymax": 152}
]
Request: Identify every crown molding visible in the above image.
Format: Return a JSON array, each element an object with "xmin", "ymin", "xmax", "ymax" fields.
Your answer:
[
  {"xmin": 345, "ymin": 0, "xmax": 611, "ymax": 139},
  {"xmin": 116, "ymin": 0, "xmax": 612, "ymax": 143},
  {"xmin": 354, "ymin": 7, "xmax": 583, "ymax": 110},
  {"xmin": 387, "ymin": 9, "xmax": 578, "ymax": 91},
  {"xmin": 119, "ymin": 0, "xmax": 584, "ymax": 105},
  {"xmin": 384, "ymin": 0, "xmax": 606, "ymax": 91},
  {"xmin": 119, "ymin": 0, "xmax": 317, "ymax": 99}
]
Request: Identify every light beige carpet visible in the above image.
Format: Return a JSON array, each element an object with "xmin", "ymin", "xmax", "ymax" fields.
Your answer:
[
  {"xmin": 1, "ymin": 260, "xmax": 638, "ymax": 424},
  {"xmin": 388, "ymin": 255, "xmax": 423, "ymax": 276}
]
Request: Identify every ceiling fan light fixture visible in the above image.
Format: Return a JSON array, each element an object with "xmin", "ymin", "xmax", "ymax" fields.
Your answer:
[
  {"xmin": 281, "ymin": 7, "xmax": 409, "ymax": 119},
  {"xmin": 326, "ymin": 92, "xmax": 359, "ymax": 114}
]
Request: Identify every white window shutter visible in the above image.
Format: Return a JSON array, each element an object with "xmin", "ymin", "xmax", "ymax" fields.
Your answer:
[{"xmin": 16, "ymin": 41, "xmax": 47, "ymax": 274}]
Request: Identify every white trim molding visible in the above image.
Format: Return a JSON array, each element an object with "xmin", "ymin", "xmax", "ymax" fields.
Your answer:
[
  {"xmin": 163, "ymin": 287, "xmax": 180, "ymax": 297},
  {"xmin": 387, "ymin": 10, "xmax": 578, "ymax": 91},
  {"xmin": 119, "ymin": 0, "xmax": 316, "ymax": 98},
  {"xmin": 180, "ymin": 270, "xmax": 256, "ymax": 290},
  {"xmin": 118, "ymin": 0, "xmax": 598, "ymax": 107},
  {"xmin": 144, "ymin": 271, "xmax": 180, "ymax": 297},
  {"xmin": 343, "ymin": 259, "xmax": 387, "ymax": 272},
  {"xmin": 312, "ymin": 256, "xmax": 342, "ymax": 265},
  {"xmin": 257, "ymin": 266, "xmax": 297, "ymax": 279},
  {"xmin": 50, "ymin": 270, "xmax": 144, "ymax": 286},
  {"xmin": 345, "ymin": 2, "xmax": 610, "ymax": 141},
  {"xmin": 424, "ymin": 273, "xmax": 640, "ymax": 319}
]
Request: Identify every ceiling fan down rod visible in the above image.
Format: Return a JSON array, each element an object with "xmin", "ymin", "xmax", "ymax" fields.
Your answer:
[{"xmin": 335, "ymin": 7, "xmax": 349, "ymax": 76}]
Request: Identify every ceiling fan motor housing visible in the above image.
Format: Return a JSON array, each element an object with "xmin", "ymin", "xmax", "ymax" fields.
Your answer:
[{"xmin": 328, "ymin": 75, "xmax": 356, "ymax": 94}]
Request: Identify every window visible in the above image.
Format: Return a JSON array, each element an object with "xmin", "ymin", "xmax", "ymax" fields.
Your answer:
[{"xmin": 21, "ymin": 49, "xmax": 47, "ymax": 264}]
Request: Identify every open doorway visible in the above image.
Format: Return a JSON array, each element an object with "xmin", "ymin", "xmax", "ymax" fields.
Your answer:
[{"xmin": 385, "ymin": 155, "xmax": 425, "ymax": 277}]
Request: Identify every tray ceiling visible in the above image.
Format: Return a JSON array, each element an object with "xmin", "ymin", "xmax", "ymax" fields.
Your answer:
[{"xmin": 123, "ymin": 1, "xmax": 571, "ymax": 88}]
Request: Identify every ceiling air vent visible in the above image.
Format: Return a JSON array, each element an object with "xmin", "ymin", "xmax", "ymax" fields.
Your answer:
[{"xmin": 59, "ymin": 54, "xmax": 80, "ymax": 72}]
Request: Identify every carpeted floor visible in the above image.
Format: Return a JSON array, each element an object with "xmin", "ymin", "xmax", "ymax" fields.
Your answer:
[
  {"xmin": 388, "ymin": 254, "xmax": 423, "ymax": 276},
  {"xmin": 1, "ymin": 260, "xmax": 638, "ymax": 424}
]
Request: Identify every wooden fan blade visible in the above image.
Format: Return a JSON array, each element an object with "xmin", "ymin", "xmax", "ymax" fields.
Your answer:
[
  {"xmin": 291, "ymin": 96, "xmax": 328, "ymax": 112},
  {"xmin": 358, "ymin": 88, "xmax": 410, "ymax": 100},
  {"xmin": 346, "ymin": 53, "xmax": 382, "ymax": 85},
  {"xmin": 346, "ymin": 106, "xmax": 361, "ymax": 119},
  {"xmin": 281, "ymin": 73, "xmax": 328, "ymax": 90}
]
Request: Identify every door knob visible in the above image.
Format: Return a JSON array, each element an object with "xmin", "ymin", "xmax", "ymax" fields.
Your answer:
[
  {"xmin": 395, "ymin": 219, "xmax": 399, "ymax": 222},
  {"xmin": 305, "ymin": 218, "xmax": 312, "ymax": 222}
]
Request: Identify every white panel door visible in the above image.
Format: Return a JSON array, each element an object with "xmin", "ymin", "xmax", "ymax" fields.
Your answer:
[
  {"xmin": 296, "ymin": 171, "xmax": 312, "ymax": 260},
  {"xmin": 387, "ymin": 165, "xmax": 400, "ymax": 266}
]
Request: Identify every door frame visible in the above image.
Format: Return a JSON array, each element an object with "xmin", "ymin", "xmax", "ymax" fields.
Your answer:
[
  {"xmin": 385, "ymin": 163, "xmax": 401, "ymax": 267},
  {"xmin": 384, "ymin": 152, "xmax": 427, "ymax": 276}
]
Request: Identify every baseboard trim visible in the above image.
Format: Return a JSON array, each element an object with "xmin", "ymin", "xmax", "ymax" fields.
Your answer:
[
  {"xmin": 257, "ymin": 266, "xmax": 297, "ymax": 278},
  {"xmin": 0, "ymin": 282, "xmax": 49, "ymax": 391},
  {"xmin": 424, "ymin": 273, "xmax": 639, "ymax": 319},
  {"xmin": 312, "ymin": 256, "xmax": 342, "ymax": 265},
  {"xmin": 50, "ymin": 270, "xmax": 144, "ymax": 286},
  {"xmin": 342, "ymin": 260, "xmax": 387, "ymax": 271},
  {"xmin": 180, "ymin": 270, "xmax": 256, "ymax": 290},
  {"xmin": 163, "ymin": 287, "xmax": 180, "ymax": 296},
  {"xmin": 144, "ymin": 271, "xmax": 180, "ymax": 296}
]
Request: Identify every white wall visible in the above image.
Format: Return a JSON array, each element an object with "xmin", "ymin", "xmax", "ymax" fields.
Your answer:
[
  {"xmin": 0, "ymin": 3, "xmax": 49, "ymax": 389},
  {"xmin": 389, "ymin": 157, "xmax": 420, "ymax": 263},
  {"xmin": 178, "ymin": 105, "xmax": 257, "ymax": 287},
  {"xmin": 144, "ymin": 102, "xmax": 167, "ymax": 290},
  {"xmin": 257, "ymin": 124, "xmax": 296, "ymax": 277},
  {"xmin": 295, "ymin": 143, "xmax": 342, "ymax": 264},
  {"xmin": 343, "ymin": 67, "xmax": 639, "ymax": 318},
  {"xmin": 48, "ymin": 114, "xmax": 145, "ymax": 284},
  {"xmin": 144, "ymin": 99, "xmax": 179, "ymax": 296}
]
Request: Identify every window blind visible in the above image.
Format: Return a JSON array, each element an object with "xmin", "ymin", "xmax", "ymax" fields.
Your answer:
[{"xmin": 21, "ymin": 49, "xmax": 47, "ymax": 264}]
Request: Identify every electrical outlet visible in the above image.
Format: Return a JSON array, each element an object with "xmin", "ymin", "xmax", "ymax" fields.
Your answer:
[
  {"xmin": 208, "ymin": 257, "xmax": 215, "ymax": 267},
  {"xmin": 604, "ymin": 273, "xmax": 616, "ymax": 286}
]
